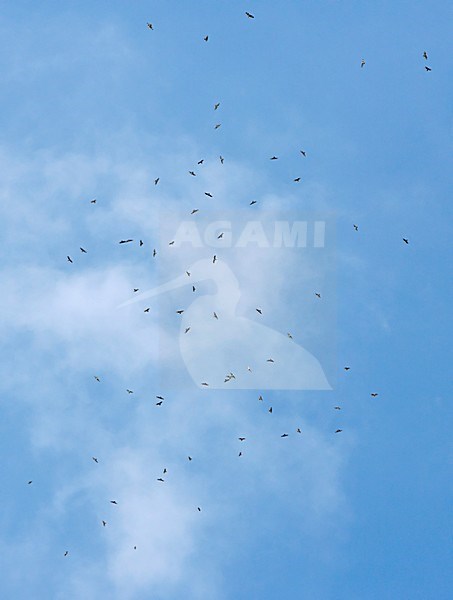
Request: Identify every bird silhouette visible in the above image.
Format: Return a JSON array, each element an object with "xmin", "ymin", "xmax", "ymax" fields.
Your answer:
[
  {"xmin": 67, "ymin": 256, "xmax": 73, "ymax": 263},
  {"xmin": 205, "ymin": 192, "xmax": 213, "ymax": 198},
  {"xmin": 425, "ymin": 66, "xmax": 432, "ymax": 72},
  {"xmin": 154, "ymin": 178, "xmax": 159, "ymax": 185},
  {"xmin": 300, "ymin": 150, "xmax": 306, "ymax": 157},
  {"xmin": 156, "ymin": 395, "xmax": 164, "ymax": 400},
  {"xmin": 361, "ymin": 59, "xmax": 366, "ymax": 68},
  {"xmin": 245, "ymin": 12, "xmax": 255, "ymax": 18},
  {"xmin": 189, "ymin": 171, "xmax": 196, "ymax": 177},
  {"xmin": 335, "ymin": 429, "xmax": 343, "ymax": 433},
  {"xmin": 294, "ymin": 177, "xmax": 301, "ymax": 182},
  {"xmin": 147, "ymin": 23, "xmax": 153, "ymax": 30},
  {"xmin": 110, "ymin": 500, "xmax": 118, "ymax": 504},
  {"xmin": 214, "ymin": 103, "xmax": 220, "ymax": 110},
  {"xmin": 90, "ymin": 198, "xmax": 96, "ymax": 203},
  {"xmin": 198, "ymin": 159, "xmax": 204, "ymax": 165},
  {"xmin": 214, "ymin": 123, "xmax": 221, "ymax": 129},
  {"xmin": 219, "ymin": 155, "xmax": 224, "ymax": 164},
  {"xmin": 204, "ymin": 35, "xmax": 209, "ymax": 42},
  {"xmin": 140, "ymin": 240, "xmax": 144, "ymax": 247},
  {"xmin": 270, "ymin": 156, "xmax": 278, "ymax": 160},
  {"xmin": 256, "ymin": 308, "xmax": 262, "ymax": 314},
  {"xmin": 92, "ymin": 457, "xmax": 99, "ymax": 463},
  {"xmin": 144, "ymin": 308, "xmax": 150, "ymax": 313},
  {"xmin": 403, "ymin": 238, "xmax": 409, "ymax": 244},
  {"xmin": 102, "ymin": 520, "xmax": 107, "ymax": 526},
  {"xmin": 269, "ymin": 407, "xmax": 272, "ymax": 413},
  {"xmin": 119, "ymin": 239, "xmax": 133, "ymax": 244},
  {"xmin": 156, "ymin": 401, "xmax": 163, "ymax": 406},
  {"xmin": 80, "ymin": 247, "xmax": 87, "ymax": 253},
  {"xmin": 423, "ymin": 51, "xmax": 428, "ymax": 60},
  {"xmin": 64, "ymin": 551, "xmax": 69, "ymax": 556},
  {"xmin": 371, "ymin": 393, "xmax": 378, "ymax": 397},
  {"xmin": 281, "ymin": 433, "xmax": 288, "ymax": 438},
  {"xmin": 126, "ymin": 389, "xmax": 133, "ymax": 394},
  {"xmin": 157, "ymin": 478, "xmax": 164, "ymax": 482},
  {"xmin": 94, "ymin": 376, "xmax": 100, "ymax": 382}
]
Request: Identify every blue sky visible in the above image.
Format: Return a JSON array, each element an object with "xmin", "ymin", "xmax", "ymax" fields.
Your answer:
[{"xmin": 0, "ymin": 2, "xmax": 452, "ymax": 599}]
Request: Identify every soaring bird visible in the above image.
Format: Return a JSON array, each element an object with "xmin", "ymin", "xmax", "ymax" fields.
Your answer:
[
  {"xmin": 353, "ymin": 224, "xmax": 358, "ymax": 231},
  {"xmin": 213, "ymin": 312, "xmax": 218, "ymax": 319},
  {"xmin": 335, "ymin": 429, "xmax": 343, "ymax": 433},
  {"xmin": 371, "ymin": 393, "xmax": 378, "ymax": 397},
  {"xmin": 169, "ymin": 241, "xmax": 175, "ymax": 245},
  {"xmin": 28, "ymin": 480, "xmax": 32, "ymax": 485},
  {"xmin": 294, "ymin": 177, "xmax": 301, "ymax": 182},
  {"xmin": 270, "ymin": 156, "xmax": 278, "ymax": 160},
  {"xmin": 423, "ymin": 51, "xmax": 428, "ymax": 60},
  {"xmin": 67, "ymin": 256, "xmax": 73, "ymax": 263},
  {"xmin": 214, "ymin": 102, "xmax": 220, "ymax": 110},
  {"xmin": 197, "ymin": 507, "xmax": 201, "ymax": 512},
  {"xmin": 250, "ymin": 200, "xmax": 257, "ymax": 205},
  {"xmin": 281, "ymin": 433, "xmax": 288, "ymax": 438},
  {"xmin": 147, "ymin": 23, "xmax": 153, "ymax": 30},
  {"xmin": 127, "ymin": 389, "xmax": 134, "ymax": 394},
  {"xmin": 315, "ymin": 293, "xmax": 321, "ymax": 298},
  {"xmin": 163, "ymin": 468, "xmax": 167, "ymax": 474},
  {"xmin": 344, "ymin": 366, "xmax": 351, "ymax": 371},
  {"xmin": 205, "ymin": 192, "xmax": 213, "ymax": 198},
  {"xmin": 269, "ymin": 407, "xmax": 273, "ymax": 413},
  {"xmin": 140, "ymin": 240, "xmax": 144, "ymax": 247},
  {"xmin": 198, "ymin": 159, "xmax": 204, "ymax": 165},
  {"xmin": 403, "ymin": 238, "xmax": 409, "ymax": 244},
  {"xmin": 258, "ymin": 395, "xmax": 263, "ymax": 401},
  {"xmin": 256, "ymin": 308, "xmax": 262, "ymax": 314},
  {"xmin": 119, "ymin": 239, "xmax": 133, "ymax": 244},
  {"xmin": 110, "ymin": 500, "xmax": 118, "ymax": 504},
  {"xmin": 217, "ymin": 232, "xmax": 223, "ymax": 238},
  {"xmin": 297, "ymin": 428, "xmax": 302, "ymax": 433},
  {"xmin": 80, "ymin": 247, "xmax": 87, "ymax": 253},
  {"xmin": 156, "ymin": 401, "xmax": 163, "ymax": 406},
  {"xmin": 191, "ymin": 209, "xmax": 199, "ymax": 215},
  {"xmin": 153, "ymin": 249, "xmax": 157, "ymax": 257},
  {"xmin": 157, "ymin": 478, "xmax": 164, "ymax": 482},
  {"xmin": 133, "ymin": 288, "xmax": 139, "ymax": 293},
  {"xmin": 154, "ymin": 178, "xmax": 159, "ymax": 185},
  {"xmin": 92, "ymin": 457, "xmax": 99, "ymax": 463},
  {"xmin": 238, "ymin": 452, "xmax": 242, "ymax": 457},
  {"xmin": 90, "ymin": 198, "xmax": 97, "ymax": 203},
  {"xmin": 185, "ymin": 327, "xmax": 191, "ymax": 334},
  {"xmin": 219, "ymin": 155, "xmax": 224, "ymax": 164},
  {"xmin": 213, "ymin": 255, "xmax": 217, "ymax": 263},
  {"xmin": 245, "ymin": 12, "xmax": 255, "ymax": 18},
  {"xmin": 201, "ymin": 382, "xmax": 209, "ymax": 386},
  {"xmin": 238, "ymin": 437, "xmax": 246, "ymax": 441},
  {"xmin": 425, "ymin": 66, "xmax": 432, "ymax": 72},
  {"xmin": 189, "ymin": 171, "xmax": 196, "ymax": 176},
  {"xmin": 334, "ymin": 406, "xmax": 341, "ymax": 410},
  {"xmin": 287, "ymin": 332, "xmax": 293, "ymax": 339},
  {"xmin": 204, "ymin": 35, "xmax": 209, "ymax": 42},
  {"xmin": 176, "ymin": 310, "xmax": 184, "ymax": 314},
  {"xmin": 188, "ymin": 456, "xmax": 192, "ymax": 461},
  {"xmin": 144, "ymin": 308, "xmax": 150, "ymax": 313},
  {"xmin": 156, "ymin": 396, "xmax": 164, "ymax": 400},
  {"xmin": 214, "ymin": 123, "xmax": 221, "ymax": 129},
  {"xmin": 300, "ymin": 150, "xmax": 306, "ymax": 157},
  {"xmin": 64, "ymin": 551, "xmax": 69, "ymax": 557},
  {"xmin": 267, "ymin": 358, "xmax": 274, "ymax": 363},
  {"xmin": 192, "ymin": 285, "xmax": 196, "ymax": 292},
  {"xmin": 361, "ymin": 59, "xmax": 366, "ymax": 68},
  {"xmin": 94, "ymin": 376, "xmax": 100, "ymax": 382},
  {"xmin": 102, "ymin": 520, "xmax": 107, "ymax": 527}
]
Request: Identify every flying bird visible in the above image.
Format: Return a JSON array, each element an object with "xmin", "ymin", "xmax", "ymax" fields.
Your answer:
[
  {"xmin": 192, "ymin": 285, "xmax": 196, "ymax": 292},
  {"xmin": 281, "ymin": 433, "xmax": 288, "ymax": 438},
  {"xmin": 140, "ymin": 240, "xmax": 144, "ymax": 247},
  {"xmin": 219, "ymin": 155, "xmax": 224, "ymax": 164},
  {"xmin": 213, "ymin": 255, "xmax": 217, "ymax": 263},
  {"xmin": 156, "ymin": 401, "xmax": 163, "ymax": 406},
  {"xmin": 371, "ymin": 393, "xmax": 378, "ymax": 397},
  {"xmin": 238, "ymin": 437, "xmax": 246, "ymax": 441},
  {"xmin": 214, "ymin": 102, "xmax": 220, "ymax": 110},
  {"xmin": 144, "ymin": 308, "xmax": 150, "ymax": 313},
  {"xmin": 156, "ymin": 395, "xmax": 164, "ymax": 400},
  {"xmin": 191, "ymin": 209, "xmax": 199, "ymax": 215},
  {"xmin": 157, "ymin": 478, "xmax": 164, "ymax": 482},
  {"xmin": 133, "ymin": 288, "xmax": 139, "ymax": 293},
  {"xmin": 198, "ymin": 159, "xmax": 204, "ymax": 165},
  {"xmin": 267, "ymin": 358, "xmax": 274, "ymax": 363},
  {"xmin": 287, "ymin": 332, "xmax": 293, "ymax": 339},
  {"xmin": 270, "ymin": 156, "xmax": 278, "ymax": 160},
  {"xmin": 269, "ymin": 407, "xmax": 273, "ymax": 413},
  {"xmin": 203, "ymin": 35, "xmax": 209, "ymax": 42},
  {"xmin": 344, "ymin": 366, "xmax": 351, "ymax": 371},
  {"xmin": 185, "ymin": 327, "xmax": 191, "ymax": 334},
  {"xmin": 217, "ymin": 233, "xmax": 223, "ymax": 239},
  {"xmin": 315, "ymin": 293, "xmax": 321, "ymax": 298},
  {"xmin": 67, "ymin": 256, "xmax": 73, "ymax": 263},
  {"xmin": 256, "ymin": 308, "xmax": 262, "ymax": 314},
  {"xmin": 188, "ymin": 456, "xmax": 192, "ymax": 461},
  {"xmin": 102, "ymin": 520, "xmax": 107, "ymax": 526},
  {"xmin": 334, "ymin": 406, "xmax": 341, "ymax": 410},
  {"xmin": 250, "ymin": 200, "xmax": 257, "ymax": 205},
  {"xmin": 201, "ymin": 382, "xmax": 209, "ymax": 386},
  {"xmin": 126, "ymin": 389, "xmax": 133, "ymax": 394},
  {"xmin": 176, "ymin": 310, "xmax": 184, "ymax": 314},
  {"xmin": 197, "ymin": 507, "xmax": 201, "ymax": 512},
  {"xmin": 205, "ymin": 192, "xmax": 213, "ymax": 198},
  {"xmin": 258, "ymin": 395, "xmax": 263, "ymax": 401},
  {"xmin": 238, "ymin": 452, "xmax": 242, "ymax": 457},
  {"xmin": 297, "ymin": 428, "xmax": 302, "ymax": 433},
  {"xmin": 294, "ymin": 177, "xmax": 301, "ymax": 182},
  {"xmin": 110, "ymin": 500, "xmax": 118, "ymax": 504},
  {"xmin": 189, "ymin": 171, "xmax": 196, "ymax": 176},
  {"xmin": 90, "ymin": 198, "xmax": 96, "ymax": 203},
  {"xmin": 153, "ymin": 249, "xmax": 157, "ymax": 257},
  {"xmin": 64, "ymin": 551, "xmax": 69, "ymax": 557},
  {"xmin": 213, "ymin": 312, "xmax": 218, "ymax": 319},
  {"xmin": 353, "ymin": 224, "xmax": 358, "ymax": 231},
  {"xmin": 403, "ymin": 238, "xmax": 409, "ymax": 244},
  {"xmin": 154, "ymin": 178, "xmax": 159, "ymax": 185},
  {"xmin": 335, "ymin": 429, "xmax": 343, "ymax": 434},
  {"xmin": 147, "ymin": 23, "xmax": 153, "ymax": 30},
  {"xmin": 425, "ymin": 66, "xmax": 432, "ymax": 72},
  {"xmin": 214, "ymin": 123, "xmax": 221, "ymax": 129},
  {"xmin": 245, "ymin": 12, "xmax": 255, "ymax": 18},
  {"xmin": 169, "ymin": 241, "xmax": 175, "ymax": 245},
  {"xmin": 28, "ymin": 480, "xmax": 32, "ymax": 485},
  {"xmin": 361, "ymin": 59, "xmax": 366, "ymax": 68},
  {"xmin": 92, "ymin": 457, "xmax": 99, "ymax": 463},
  {"xmin": 119, "ymin": 239, "xmax": 133, "ymax": 244},
  {"xmin": 300, "ymin": 150, "xmax": 306, "ymax": 157},
  {"xmin": 94, "ymin": 376, "xmax": 100, "ymax": 382},
  {"xmin": 80, "ymin": 247, "xmax": 87, "ymax": 253}
]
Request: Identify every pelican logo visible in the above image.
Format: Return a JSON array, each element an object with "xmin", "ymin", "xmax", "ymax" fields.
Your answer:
[{"xmin": 120, "ymin": 211, "xmax": 335, "ymax": 391}]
